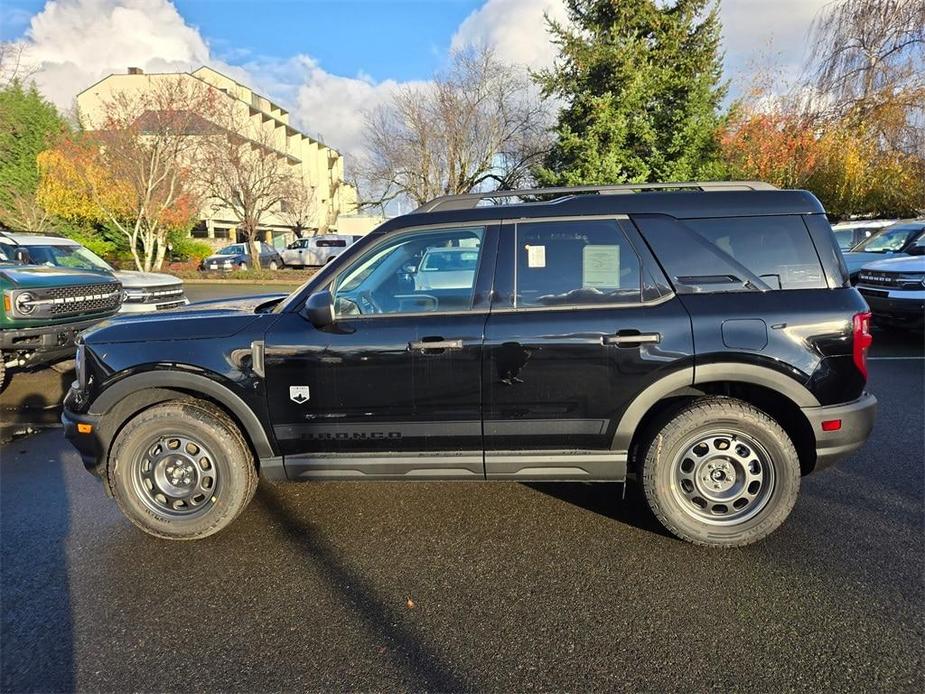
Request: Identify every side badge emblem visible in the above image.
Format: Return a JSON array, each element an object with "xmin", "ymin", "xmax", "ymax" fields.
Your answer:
[{"xmin": 289, "ymin": 386, "xmax": 311, "ymax": 404}]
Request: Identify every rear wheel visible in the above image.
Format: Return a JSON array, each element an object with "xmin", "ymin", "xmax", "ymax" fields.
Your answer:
[
  {"xmin": 640, "ymin": 397, "xmax": 800, "ymax": 548},
  {"xmin": 108, "ymin": 400, "xmax": 257, "ymax": 540}
]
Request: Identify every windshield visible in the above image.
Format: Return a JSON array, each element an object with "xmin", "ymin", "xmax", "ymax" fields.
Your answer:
[
  {"xmin": 218, "ymin": 244, "xmax": 246, "ymax": 255},
  {"xmin": 853, "ymin": 225, "xmax": 922, "ymax": 253},
  {"xmin": 21, "ymin": 243, "xmax": 113, "ymax": 272}
]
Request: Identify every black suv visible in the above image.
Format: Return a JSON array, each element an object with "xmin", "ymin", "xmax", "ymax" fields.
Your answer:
[{"xmin": 62, "ymin": 182, "xmax": 877, "ymax": 547}]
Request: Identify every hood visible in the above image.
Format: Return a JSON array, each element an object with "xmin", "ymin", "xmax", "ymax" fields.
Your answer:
[
  {"xmin": 83, "ymin": 293, "xmax": 287, "ymax": 344},
  {"xmin": 843, "ymin": 251, "xmax": 906, "ymax": 274},
  {"xmin": 0, "ymin": 264, "xmax": 122, "ymax": 289},
  {"xmin": 859, "ymin": 254, "xmax": 925, "ymax": 272},
  {"xmin": 114, "ymin": 270, "xmax": 183, "ymax": 288}
]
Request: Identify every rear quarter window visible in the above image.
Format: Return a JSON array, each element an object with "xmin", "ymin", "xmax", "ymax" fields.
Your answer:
[
  {"xmin": 683, "ymin": 216, "xmax": 826, "ymax": 290},
  {"xmin": 634, "ymin": 214, "xmax": 827, "ymax": 293}
]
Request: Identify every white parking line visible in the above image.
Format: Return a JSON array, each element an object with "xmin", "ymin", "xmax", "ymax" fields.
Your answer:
[{"xmin": 868, "ymin": 356, "xmax": 925, "ymax": 360}]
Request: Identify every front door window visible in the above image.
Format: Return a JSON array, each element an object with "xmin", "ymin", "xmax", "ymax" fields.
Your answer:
[{"xmin": 333, "ymin": 227, "xmax": 484, "ymax": 316}]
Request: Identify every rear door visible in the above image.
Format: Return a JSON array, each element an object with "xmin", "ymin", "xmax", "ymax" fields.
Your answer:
[{"xmin": 482, "ymin": 216, "xmax": 693, "ymax": 480}]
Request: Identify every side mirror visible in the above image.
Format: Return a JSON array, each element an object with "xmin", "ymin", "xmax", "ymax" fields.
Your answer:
[
  {"xmin": 403, "ymin": 264, "xmax": 417, "ymax": 274},
  {"xmin": 14, "ymin": 248, "xmax": 31, "ymax": 264},
  {"xmin": 906, "ymin": 245, "xmax": 925, "ymax": 256},
  {"xmin": 301, "ymin": 289, "xmax": 335, "ymax": 328}
]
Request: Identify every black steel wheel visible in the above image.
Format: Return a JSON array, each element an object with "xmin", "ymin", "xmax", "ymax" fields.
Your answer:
[
  {"xmin": 109, "ymin": 400, "xmax": 257, "ymax": 540},
  {"xmin": 640, "ymin": 397, "xmax": 800, "ymax": 548}
]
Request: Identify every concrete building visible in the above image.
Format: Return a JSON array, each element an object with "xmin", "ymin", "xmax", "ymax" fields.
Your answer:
[{"xmin": 76, "ymin": 66, "xmax": 380, "ymax": 247}]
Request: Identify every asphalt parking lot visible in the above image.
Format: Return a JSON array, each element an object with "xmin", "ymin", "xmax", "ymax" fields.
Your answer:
[{"xmin": 1, "ymin": 288, "xmax": 922, "ymax": 692}]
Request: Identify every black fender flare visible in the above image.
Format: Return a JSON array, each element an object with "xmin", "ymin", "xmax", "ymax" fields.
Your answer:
[
  {"xmin": 611, "ymin": 363, "xmax": 820, "ymax": 450},
  {"xmin": 89, "ymin": 371, "xmax": 275, "ymax": 458}
]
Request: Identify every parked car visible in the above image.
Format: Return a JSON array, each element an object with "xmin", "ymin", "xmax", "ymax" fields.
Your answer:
[
  {"xmin": 200, "ymin": 242, "xmax": 283, "ymax": 271},
  {"xmin": 830, "ymin": 219, "xmax": 895, "ymax": 251},
  {"xmin": 413, "ymin": 246, "xmax": 480, "ymax": 290},
  {"xmin": 855, "ymin": 242, "xmax": 925, "ymax": 331},
  {"xmin": 281, "ymin": 234, "xmax": 355, "ymax": 267},
  {"xmin": 1, "ymin": 250, "xmax": 122, "ymax": 391},
  {"xmin": 0, "ymin": 233, "xmax": 188, "ymax": 313},
  {"xmin": 63, "ymin": 181, "xmax": 876, "ymax": 548},
  {"xmin": 842, "ymin": 220, "xmax": 925, "ymax": 279}
]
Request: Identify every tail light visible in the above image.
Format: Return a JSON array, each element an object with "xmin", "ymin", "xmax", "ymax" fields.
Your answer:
[{"xmin": 853, "ymin": 311, "xmax": 873, "ymax": 379}]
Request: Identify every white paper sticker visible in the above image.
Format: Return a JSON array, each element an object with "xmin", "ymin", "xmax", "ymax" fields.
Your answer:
[
  {"xmin": 582, "ymin": 245, "xmax": 621, "ymax": 288},
  {"xmin": 526, "ymin": 244, "xmax": 546, "ymax": 268},
  {"xmin": 289, "ymin": 386, "xmax": 311, "ymax": 404}
]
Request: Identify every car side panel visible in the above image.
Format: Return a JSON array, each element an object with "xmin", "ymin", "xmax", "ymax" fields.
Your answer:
[{"xmin": 679, "ymin": 288, "xmax": 869, "ymax": 406}]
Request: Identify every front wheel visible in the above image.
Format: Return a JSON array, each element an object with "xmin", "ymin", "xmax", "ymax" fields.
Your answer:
[
  {"xmin": 108, "ymin": 400, "xmax": 257, "ymax": 540},
  {"xmin": 268, "ymin": 260, "xmax": 279, "ymax": 270},
  {"xmin": 640, "ymin": 397, "xmax": 800, "ymax": 548}
]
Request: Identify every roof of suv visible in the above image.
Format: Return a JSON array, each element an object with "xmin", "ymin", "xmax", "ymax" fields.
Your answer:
[{"xmin": 380, "ymin": 183, "xmax": 825, "ymax": 233}]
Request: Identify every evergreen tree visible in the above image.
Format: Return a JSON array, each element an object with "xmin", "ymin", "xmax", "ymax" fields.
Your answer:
[
  {"xmin": 0, "ymin": 80, "xmax": 67, "ymax": 229},
  {"xmin": 535, "ymin": 0, "xmax": 727, "ymax": 185}
]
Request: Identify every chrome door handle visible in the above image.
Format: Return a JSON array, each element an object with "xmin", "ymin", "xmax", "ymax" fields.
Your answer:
[
  {"xmin": 602, "ymin": 332, "xmax": 661, "ymax": 346},
  {"xmin": 409, "ymin": 339, "xmax": 464, "ymax": 351}
]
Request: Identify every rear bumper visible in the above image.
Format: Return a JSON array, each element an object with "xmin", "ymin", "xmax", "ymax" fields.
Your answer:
[{"xmin": 802, "ymin": 393, "xmax": 877, "ymax": 471}]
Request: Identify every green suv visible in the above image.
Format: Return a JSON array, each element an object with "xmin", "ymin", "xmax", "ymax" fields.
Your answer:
[{"xmin": 1, "ymin": 245, "xmax": 122, "ymax": 390}]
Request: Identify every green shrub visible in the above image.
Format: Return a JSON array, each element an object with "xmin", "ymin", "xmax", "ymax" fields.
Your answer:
[{"xmin": 167, "ymin": 232, "xmax": 213, "ymax": 263}]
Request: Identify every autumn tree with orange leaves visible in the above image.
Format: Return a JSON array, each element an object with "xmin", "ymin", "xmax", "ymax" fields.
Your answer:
[
  {"xmin": 38, "ymin": 78, "xmax": 216, "ymax": 271},
  {"xmin": 722, "ymin": 0, "xmax": 924, "ymax": 220}
]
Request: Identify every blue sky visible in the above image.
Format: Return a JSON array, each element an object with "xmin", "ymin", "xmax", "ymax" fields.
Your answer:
[{"xmin": 176, "ymin": 0, "xmax": 483, "ymax": 82}]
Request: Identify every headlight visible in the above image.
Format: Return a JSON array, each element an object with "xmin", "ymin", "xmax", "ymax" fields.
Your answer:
[{"xmin": 14, "ymin": 291, "xmax": 37, "ymax": 315}]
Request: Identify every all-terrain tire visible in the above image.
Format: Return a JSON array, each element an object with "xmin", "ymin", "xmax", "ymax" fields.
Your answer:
[
  {"xmin": 108, "ymin": 400, "xmax": 257, "ymax": 540},
  {"xmin": 0, "ymin": 355, "xmax": 7, "ymax": 394},
  {"xmin": 639, "ymin": 396, "xmax": 800, "ymax": 548}
]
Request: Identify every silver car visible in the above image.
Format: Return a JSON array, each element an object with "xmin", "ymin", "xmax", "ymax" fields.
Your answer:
[
  {"xmin": 413, "ymin": 247, "xmax": 480, "ymax": 290},
  {"xmin": 281, "ymin": 235, "xmax": 356, "ymax": 267}
]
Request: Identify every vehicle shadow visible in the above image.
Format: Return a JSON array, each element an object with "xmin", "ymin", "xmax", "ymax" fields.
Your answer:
[
  {"xmin": 0, "ymin": 440, "xmax": 75, "ymax": 691},
  {"xmin": 251, "ymin": 483, "xmax": 470, "ymax": 691},
  {"xmin": 522, "ymin": 480, "xmax": 672, "ymax": 539}
]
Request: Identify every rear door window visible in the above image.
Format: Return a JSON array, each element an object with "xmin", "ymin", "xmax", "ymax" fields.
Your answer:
[{"xmin": 514, "ymin": 219, "xmax": 641, "ymax": 307}]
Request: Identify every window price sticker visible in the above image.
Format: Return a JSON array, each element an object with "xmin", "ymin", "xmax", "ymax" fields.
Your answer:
[
  {"xmin": 526, "ymin": 244, "xmax": 546, "ymax": 268},
  {"xmin": 582, "ymin": 245, "xmax": 621, "ymax": 288}
]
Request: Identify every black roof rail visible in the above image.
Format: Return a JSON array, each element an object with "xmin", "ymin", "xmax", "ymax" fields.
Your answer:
[{"xmin": 412, "ymin": 181, "xmax": 779, "ymax": 213}]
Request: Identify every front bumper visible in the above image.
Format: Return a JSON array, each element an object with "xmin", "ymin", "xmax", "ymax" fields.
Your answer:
[
  {"xmin": 62, "ymin": 405, "xmax": 106, "ymax": 480},
  {"xmin": 119, "ymin": 298, "xmax": 189, "ymax": 313},
  {"xmin": 857, "ymin": 287, "xmax": 925, "ymax": 326},
  {"xmin": 0, "ymin": 315, "xmax": 108, "ymax": 365},
  {"xmin": 801, "ymin": 392, "xmax": 877, "ymax": 471}
]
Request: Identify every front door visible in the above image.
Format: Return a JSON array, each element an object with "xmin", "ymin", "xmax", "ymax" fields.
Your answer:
[{"xmin": 264, "ymin": 224, "xmax": 498, "ymax": 480}]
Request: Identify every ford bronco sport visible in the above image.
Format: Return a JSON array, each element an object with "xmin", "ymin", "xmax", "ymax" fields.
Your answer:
[{"xmin": 62, "ymin": 182, "xmax": 877, "ymax": 547}]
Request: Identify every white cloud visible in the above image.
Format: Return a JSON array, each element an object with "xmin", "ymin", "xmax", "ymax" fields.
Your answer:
[
  {"xmin": 451, "ymin": 0, "xmax": 567, "ymax": 70},
  {"xmin": 22, "ymin": 0, "xmax": 209, "ymax": 110}
]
